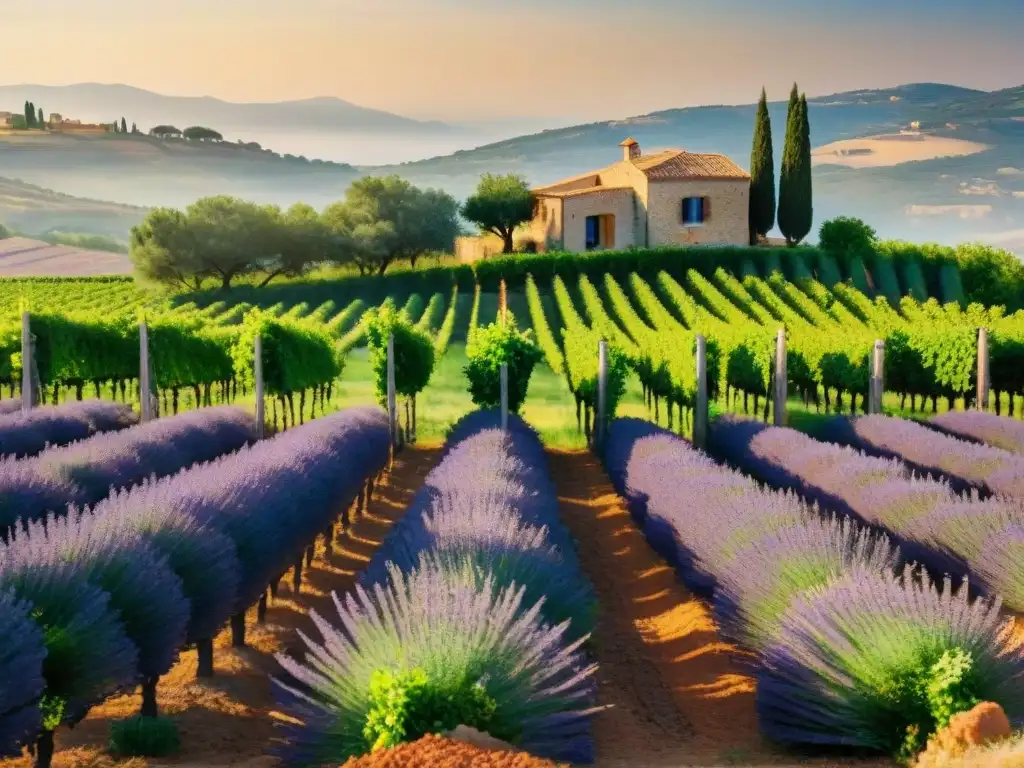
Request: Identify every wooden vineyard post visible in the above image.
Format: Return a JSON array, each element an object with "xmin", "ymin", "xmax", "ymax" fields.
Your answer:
[
  {"xmin": 500, "ymin": 363, "xmax": 509, "ymax": 432},
  {"xmin": 498, "ymin": 278, "xmax": 508, "ymax": 324},
  {"xmin": 694, "ymin": 335, "xmax": 708, "ymax": 450},
  {"xmin": 596, "ymin": 338, "xmax": 608, "ymax": 451},
  {"xmin": 20, "ymin": 310, "xmax": 37, "ymax": 413},
  {"xmin": 870, "ymin": 339, "xmax": 885, "ymax": 415},
  {"xmin": 977, "ymin": 327, "xmax": 990, "ymax": 411},
  {"xmin": 139, "ymin": 320, "xmax": 154, "ymax": 422},
  {"xmin": 254, "ymin": 334, "xmax": 265, "ymax": 439},
  {"xmin": 773, "ymin": 328, "xmax": 787, "ymax": 426},
  {"xmin": 387, "ymin": 332, "xmax": 398, "ymax": 456}
]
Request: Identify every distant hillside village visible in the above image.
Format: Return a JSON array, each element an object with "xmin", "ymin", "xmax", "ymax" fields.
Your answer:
[{"xmin": 0, "ymin": 99, "xmax": 351, "ymax": 168}]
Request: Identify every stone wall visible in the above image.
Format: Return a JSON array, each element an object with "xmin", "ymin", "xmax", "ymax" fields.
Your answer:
[
  {"xmin": 525, "ymin": 196, "xmax": 565, "ymax": 251},
  {"xmin": 561, "ymin": 188, "xmax": 637, "ymax": 252},
  {"xmin": 646, "ymin": 179, "xmax": 748, "ymax": 247}
]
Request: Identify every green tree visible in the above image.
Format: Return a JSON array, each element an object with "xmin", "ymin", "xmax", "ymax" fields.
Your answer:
[
  {"xmin": 748, "ymin": 87, "xmax": 776, "ymax": 244},
  {"xmin": 461, "ymin": 173, "xmax": 535, "ymax": 254},
  {"xmin": 129, "ymin": 208, "xmax": 204, "ymax": 291},
  {"xmin": 778, "ymin": 85, "xmax": 812, "ymax": 245},
  {"xmin": 121, "ymin": 117, "xmax": 128, "ymax": 134},
  {"xmin": 24, "ymin": 101, "xmax": 34, "ymax": 128},
  {"xmin": 257, "ymin": 202, "xmax": 328, "ymax": 287},
  {"xmin": 149, "ymin": 125, "xmax": 182, "ymax": 138},
  {"xmin": 818, "ymin": 216, "xmax": 876, "ymax": 259},
  {"xmin": 186, "ymin": 196, "xmax": 279, "ymax": 288},
  {"xmin": 37, "ymin": 107, "xmax": 45, "ymax": 127},
  {"xmin": 183, "ymin": 126, "xmax": 223, "ymax": 141},
  {"xmin": 131, "ymin": 122, "xmax": 138, "ymax": 134},
  {"xmin": 324, "ymin": 176, "xmax": 459, "ymax": 275}
]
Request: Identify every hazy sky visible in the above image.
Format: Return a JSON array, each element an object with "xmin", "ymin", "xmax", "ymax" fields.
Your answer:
[{"xmin": 6, "ymin": 0, "xmax": 1023, "ymax": 122}]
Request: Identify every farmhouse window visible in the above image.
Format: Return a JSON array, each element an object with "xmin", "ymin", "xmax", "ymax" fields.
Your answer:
[{"xmin": 682, "ymin": 196, "xmax": 709, "ymax": 225}]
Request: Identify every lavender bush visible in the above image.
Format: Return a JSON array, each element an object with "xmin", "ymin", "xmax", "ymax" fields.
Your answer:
[
  {"xmin": 603, "ymin": 418, "xmax": 900, "ymax": 651},
  {"xmin": 758, "ymin": 569, "xmax": 1024, "ymax": 756},
  {"xmin": 5, "ymin": 514, "xmax": 189, "ymax": 687},
  {"xmin": 0, "ymin": 406, "xmax": 257, "ymax": 538},
  {"xmin": 709, "ymin": 416, "xmax": 1024, "ymax": 612},
  {"xmin": 273, "ymin": 562, "xmax": 598, "ymax": 766},
  {"xmin": 86, "ymin": 489, "xmax": 241, "ymax": 646},
  {"xmin": 363, "ymin": 411, "xmax": 593, "ymax": 637},
  {"xmin": 0, "ymin": 400, "xmax": 21, "ymax": 416},
  {"xmin": 0, "ymin": 554, "xmax": 138, "ymax": 737},
  {"xmin": 0, "ymin": 591, "xmax": 46, "ymax": 756},
  {"xmin": 0, "ymin": 400, "xmax": 136, "ymax": 459},
  {"xmin": 819, "ymin": 413, "xmax": 1024, "ymax": 498},
  {"xmin": 930, "ymin": 409, "xmax": 1024, "ymax": 455}
]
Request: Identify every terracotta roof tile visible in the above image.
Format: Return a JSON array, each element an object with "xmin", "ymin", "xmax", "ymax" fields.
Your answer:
[
  {"xmin": 535, "ymin": 185, "xmax": 633, "ymax": 199},
  {"xmin": 635, "ymin": 149, "xmax": 750, "ymax": 180}
]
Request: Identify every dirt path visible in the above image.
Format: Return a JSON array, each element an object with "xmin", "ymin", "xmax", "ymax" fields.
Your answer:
[
  {"xmin": 547, "ymin": 450, "xmax": 893, "ymax": 768},
  {"xmin": 2, "ymin": 446, "xmax": 440, "ymax": 768}
]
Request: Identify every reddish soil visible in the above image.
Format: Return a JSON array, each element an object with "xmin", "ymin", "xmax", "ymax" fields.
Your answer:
[
  {"xmin": 546, "ymin": 449, "xmax": 895, "ymax": 768},
  {"xmin": 0, "ymin": 447, "xmax": 441, "ymax": 768},
  {"xmin": 339, "ymin": 734, "xmax": 567, "ymax": 768}
]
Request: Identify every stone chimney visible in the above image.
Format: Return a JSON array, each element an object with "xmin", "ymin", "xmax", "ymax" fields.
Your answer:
[{"xmin": 620, "ymin": 137, "xmax": 640, "ymax": 162}]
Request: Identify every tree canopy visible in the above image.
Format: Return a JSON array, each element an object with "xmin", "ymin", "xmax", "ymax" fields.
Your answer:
[
  {"xmin": 182, "ymin": 126, "xmax": 223, "ymax": 141},
  {"xmin": 322, "ymin": 175, "xmax": 460, "ymax": 275},
  {"xmin": 461, "ymin": 173, "xmax": 535, "ymax": 254},
  {"xmin": 150, "ymin": 125, "xmax": 182, "ymax": 138},
  {"xmin": 130, "ymin": 196, "xmax": 304, "ymax": 290}
]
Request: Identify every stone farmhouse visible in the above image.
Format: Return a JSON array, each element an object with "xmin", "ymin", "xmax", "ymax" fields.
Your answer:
[
  {"xmin": 529, "ymin": 137, "xmax": 750, "ymax": 252},
  {"xmin": 456, "ymin": 137, "xmax": 751, "ymax": 261}
]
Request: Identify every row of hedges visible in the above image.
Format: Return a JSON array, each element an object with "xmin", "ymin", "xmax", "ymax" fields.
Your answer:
[{"xmin": 169, "ymin": 241, "xmax": 1023, "ymax": 314}]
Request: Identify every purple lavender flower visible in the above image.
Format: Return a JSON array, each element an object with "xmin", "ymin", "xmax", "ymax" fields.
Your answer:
[
  {"xmin": 605, "ymin": 418, "xmax": 900, "ymax": 642},
  {"xmin": 0, "ymin": 590, "xmax": 46, "ymax": 756},
  {"xmin": 931, "ymin": 410, "xmax": 1024, "ymax": 455},
  {"xmin": 0, "ymin": 400, "xmax": 136, "ymax": 459},
  {"xmin": 0, "ymin": 551, "xmax": 138, "ymax": 731},
  {"xmin": 820, "ymin": 414, "xmax": 1024, "ymax": 499},
  {"xmin": 4, "ymin": 513, "xmax": 189, "ymax": 681},
  {"xmin": 758, "ymin": 569, "xmax": 1024, "ymax": 753},
  {"xmin": 86, "ymin": 406, "xmax": 389, "ymax": 612},
  {"xmin": 87, "ymin": 486, "xmax": 241, "ymax": 644},
  {"xmin": 0, "ymin": 406, "xmax": 256, "ymax": 538},
  {"xmin": 273, "ymin": 561, "xmax": 599, "ymax": 765},
  {"xmin": 709, "ymin": 415, "xmax": 1024, "ymax": 611},
  {"xmin": 363, "ymin": 417, "xmax": 593, "ymax": 638}
]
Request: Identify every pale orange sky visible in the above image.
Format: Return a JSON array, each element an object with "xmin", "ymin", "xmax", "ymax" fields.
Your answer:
[{"xmin": 6, "ymin": 0, "xmax": 1023, "ymax": 121}]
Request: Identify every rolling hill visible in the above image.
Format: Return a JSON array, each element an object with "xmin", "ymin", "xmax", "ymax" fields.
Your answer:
[
  {"xmin": 0, "ymin": 82, "xmax": 1019, "ymax": 253},
  {"xmin": 0, "ymin": 83, "xmax": 454, "ymax": 135}
]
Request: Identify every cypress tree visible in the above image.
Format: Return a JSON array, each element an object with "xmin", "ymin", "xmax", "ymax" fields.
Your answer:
[
  {"xmin": 24, "ymin": 101, "xmax": 34, "ymax": 127},
  {"xmin": 778, "ymin": 84, "xmax": 802, "ymax": 246},
  {"xmin": 748, "ymin": 87, "xmax": 775, "ymax": 244},
  {"xmin": 37, "ymin": 107, "xmax": 44, "ymax": 126},
  {"xmin": 131, "ymin": 122, "xmax": 138, "ymax": 134},
  {"xmin": 792, "ymin": 93, "xmax": 813, "ymax": 244},
  {"xmin": 121, "ymin": 117, "xmax": 128, "ymax": 133}
]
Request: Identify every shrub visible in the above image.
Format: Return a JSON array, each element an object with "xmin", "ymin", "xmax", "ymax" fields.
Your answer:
[
  {"xmin": 108, "ymin": 715, "xmax": 181, "ymax": 757},
  {"xmin": 464, "ymin": 313, "xmax": 542, "ymax": 413},
  {"xmin": 0, "ymin": 591, "xmax": 46, "ymax": 756},
  {"xmin": 272, "ymin": 561, "xmax": 597, "ymax": 766},
  {"xmin": 0, "ymin": 554, "xmax": 138, "ymax": 737},
  {"xmin": 819, "ymin": 216, "xmax": 877, "ymax": 263},
  {"xmin": 362, "ymin": 667, "xmax": 498, "ymax": 753},
  {"xmin": 757, "ymin": 570, "xmax": 1024, "ymax": 758}
]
